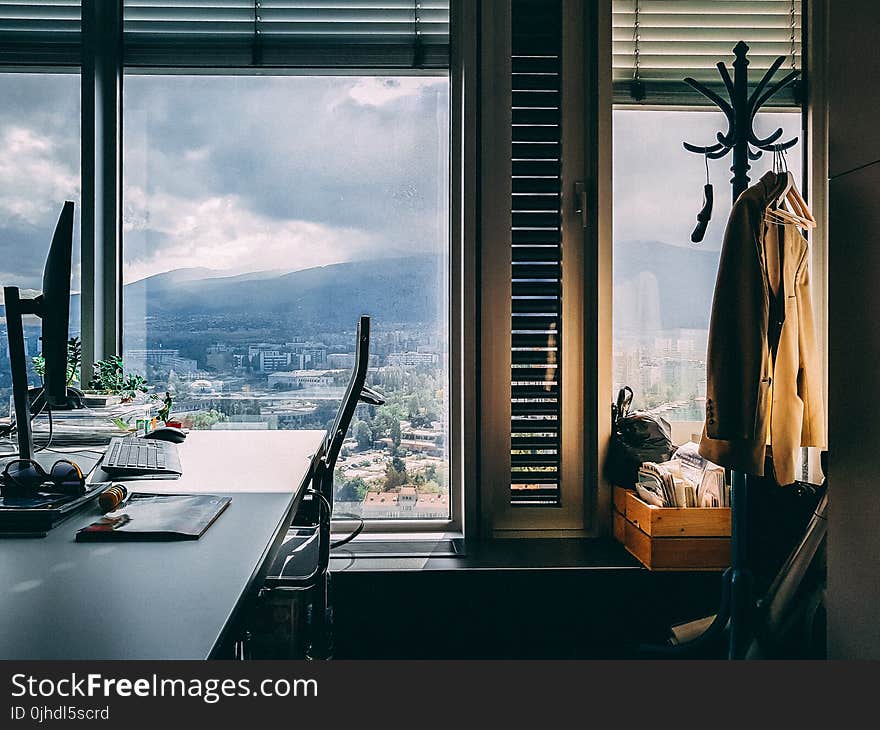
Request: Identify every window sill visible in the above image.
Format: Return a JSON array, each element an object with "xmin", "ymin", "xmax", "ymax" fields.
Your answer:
[{"xmin": 329, "ymin": 536, "xmax": 643, "ymax": 573}]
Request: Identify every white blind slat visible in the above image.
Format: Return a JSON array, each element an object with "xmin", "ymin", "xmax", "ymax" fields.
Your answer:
[
  {"xmin": 123, "ymin": 0, "xmax": 450, "ymax": 69},
  {"xmin": 613, "ymin": 0, "xmax": 802, "ymax": 105},
  {"xmin": 0, "ymin": 1, "xmax": 80, "ymax": 65}
]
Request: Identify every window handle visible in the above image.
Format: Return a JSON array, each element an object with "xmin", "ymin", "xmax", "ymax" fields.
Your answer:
[{"xmin": 574, "ymin": 181, "xmax": 588, "ymax": 229}]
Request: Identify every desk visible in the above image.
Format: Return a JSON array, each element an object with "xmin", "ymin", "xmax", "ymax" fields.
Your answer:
[{"xmin": 0, "ymin": 429, "xmax": 324, "ymax": 659}]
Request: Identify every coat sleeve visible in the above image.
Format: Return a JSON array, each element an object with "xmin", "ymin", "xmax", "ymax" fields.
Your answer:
[
  {"xmin": 704, "ymin": 194, "xmax": 769, "ymax": 441},
  {"xmin": 796, "ymin": 255, "xmax": 827, "ymax": 447}
]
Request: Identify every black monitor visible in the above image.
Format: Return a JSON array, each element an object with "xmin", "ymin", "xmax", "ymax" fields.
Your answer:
[
  {"xmin": 3, "ymin": 201, "xmax": 78, "ymax": 461},
  {"xmin": 40, "ymin": 200, "xmax": 75, "ymax": 408}
]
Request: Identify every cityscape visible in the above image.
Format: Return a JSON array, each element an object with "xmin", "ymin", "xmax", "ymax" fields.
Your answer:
[
  {"xmin": 0, "ymin": 258, "xmax": 450, "ymax": 521},
  {"xmin": 1, "ymin": 235, "xmax": 723, "ymax": 522}
]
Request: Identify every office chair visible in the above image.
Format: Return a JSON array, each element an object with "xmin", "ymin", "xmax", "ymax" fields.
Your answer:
[{"xmin": 251, "ymin": 315, "xmax": 384, "ymax": 659}]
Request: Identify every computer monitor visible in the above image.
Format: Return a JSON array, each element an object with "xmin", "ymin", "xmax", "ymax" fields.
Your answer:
[
  {"xmin": 40, "ymin": 200, "xmax": 75, "ymax": 408},
  {"xmin": 3, "ymin": 201, "xmax": 78, "ymax": 461}
]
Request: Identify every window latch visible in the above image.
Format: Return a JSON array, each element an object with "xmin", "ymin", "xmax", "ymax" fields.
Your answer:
[{"xmin": 574, "ymin": 181, "xmax": 588, "ymax": 229}]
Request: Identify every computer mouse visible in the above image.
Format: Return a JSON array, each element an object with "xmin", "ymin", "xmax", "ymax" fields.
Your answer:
[{"xmin": 143, "ymin": 426, "xmax": 187, "ymax": 444}]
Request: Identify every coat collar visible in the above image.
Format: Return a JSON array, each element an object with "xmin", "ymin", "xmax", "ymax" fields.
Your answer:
[{"xmin": 758, "ymin": 170, "xmax": 784, "ymax": 204}]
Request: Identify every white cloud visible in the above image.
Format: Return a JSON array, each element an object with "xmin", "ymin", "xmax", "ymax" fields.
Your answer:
[
  {"xmin": 347, "ymin": 76, "xmax": 446, "ymax": 106},
  {"xmin": 122, "ymin": 188, "xmax": 375, "ymax": 283},
  {"xmin": 0, "ymin": 125, "xmax": 79, "ymax": 226}
]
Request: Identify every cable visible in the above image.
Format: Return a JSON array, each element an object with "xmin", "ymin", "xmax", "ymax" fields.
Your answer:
[
  {"xmin": 330, "ymin": 514, "xmax": 365, "ymax": 550},
  {"xmin": 42, "ymin": 445, "xmax": 107, "ymax": 457},
  {"xmin": 311, "ymin": 489, "xmax": 366, "ymax": 550},
  {"xmin": 1, "ymin": 387, "xmax": 46, "ymax": 443},
  {"xmin": 34, "ymin": 407, "xmax": 53, "ymax": 453}
]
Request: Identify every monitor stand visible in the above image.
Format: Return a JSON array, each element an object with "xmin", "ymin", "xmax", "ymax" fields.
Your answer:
[
  {"xmin": 4, "ymin": 286, "xmax": 38, "ymax": 462},
  {"xmin": 2, "ymin": 286, "xmax": 82, "ymax": 463}
]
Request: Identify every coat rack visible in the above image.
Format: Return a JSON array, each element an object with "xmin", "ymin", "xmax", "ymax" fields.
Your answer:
[{"xmin": 661, "ymin": 42, "xmax": 800, "ymax": 660}]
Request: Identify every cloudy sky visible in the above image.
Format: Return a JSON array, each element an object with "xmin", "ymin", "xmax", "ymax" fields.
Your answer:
[
  {"xmin": 614, "ymin": 107, "xmax": 803, "ymax": 251},
  {"xmin": 0, "ymin": 72, "xmax": 449, "ymax": 291},
  {"xmin": 0, "ymin": 73, "xmax": 80, "ymax": 293},
  {"xmin": 0, "ymin": 72, "xmax": 800, "ymax": 294}
]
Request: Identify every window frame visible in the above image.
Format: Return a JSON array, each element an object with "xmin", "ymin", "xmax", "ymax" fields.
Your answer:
[
  {"xmin": 478, "ymin": 0, "xmax": 597, "ymax": 536},
  {"xmin": 78, "ymin": 1, "xmax": 466, "ymax": 536},
  {"xmin": 606, "ymin": 0, "xmax": 827, "ymax": 492}
]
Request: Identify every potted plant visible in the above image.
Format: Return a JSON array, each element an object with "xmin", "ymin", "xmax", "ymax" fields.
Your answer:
[
  {"xmin": 84, "ymin": 355, "xmax": 149, "ymax": 406},
  {"xmin": 32, "ymin": 336, "xmax": 82, "ymax": 389}
]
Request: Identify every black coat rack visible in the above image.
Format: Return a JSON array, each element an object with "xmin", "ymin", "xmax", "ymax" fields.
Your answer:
[{"xmin": 666, "ymin": 42, "xmax": 800, "ymax": 660}]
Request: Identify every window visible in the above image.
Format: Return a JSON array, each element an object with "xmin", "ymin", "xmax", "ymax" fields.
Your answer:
[
  {"xmin": 611, "ymin": 0, "xmax": 805, "ymax": 442},
  {"xmin": 0, "ymin": 72, "xmax": 80, "ymax": 405},
  {"xmin": 122, "ymin": 73, "xmax": 450, "ymax": 519},
  {"xmin": 612, "ymin": 109, "xmax": 802, "ymax": 441},
  {"xmin": 114, "ymin": 1, "xmax": 453, "ymax": 522}
]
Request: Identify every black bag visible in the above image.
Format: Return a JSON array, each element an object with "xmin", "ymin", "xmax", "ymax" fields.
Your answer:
[{"xmin": 605, "ymin": 386, "xmax": 674, "ymax": 488}]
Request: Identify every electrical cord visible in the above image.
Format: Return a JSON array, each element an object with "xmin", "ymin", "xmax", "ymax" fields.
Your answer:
[
  {"xmin": 331, "ymin": 514, "xmax": 365, "ymax": 549},
  {"xmin": 34, "ymin": 407, "xmax": 53, "ymax": 453},
  {"xmin": 0, "ymin": 389, "xmax": 48, "ymax": 454},
  {"xmin": 311, "ymin": 490, "xmax": 366, "ymax": 550}
]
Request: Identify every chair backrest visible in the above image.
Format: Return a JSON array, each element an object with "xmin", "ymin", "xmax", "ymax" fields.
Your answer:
[
  {"xmin": 312, "ymin": 315, "xmax": 384, "ymax": 510},
  {"xmin": 306, "ymin": 315, "xmax": 384, "ymax": 572}
]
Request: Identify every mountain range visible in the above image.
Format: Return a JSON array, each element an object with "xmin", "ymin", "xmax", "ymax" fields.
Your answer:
[
  {"xmin": 123, "ymin": 255, "xmax": 445, "ymax": 328},
  {"xmin": 3, "ymin": 241, "xmax": 720, "ymax": 333}
]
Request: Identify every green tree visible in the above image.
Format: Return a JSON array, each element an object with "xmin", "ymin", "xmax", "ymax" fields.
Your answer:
[
  {"xmin": 390, "ymin": 419, "xmax": 402, "ymax": 449},
  {"xmin": 383, "ymin": 460, "xmax": 407, "ymax": 491},
  {"xmin": 336, "ymin": 477, "xmax": 368, "ymax": 502},
  {"xmin": 187, "ymin": 409, "xmax": 228, "ymax": 430},
  {"xmin": 355, "ymin": 420, "xmax": 373, "ymax": 451}
]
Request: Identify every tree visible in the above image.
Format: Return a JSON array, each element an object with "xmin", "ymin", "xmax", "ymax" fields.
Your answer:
[
  {"xmin": 390, "ymin": 419, "xmax": 402, "ymax": 449},
  {"xmin": 336, "ymin": 477, "xmax": 368, "ymax": 503},
  {"xmin": 187, "ymin": 409, "xmax": 227, "ymax": 430},
  {"xmin": 383, "ymin": 460, "xmax": 407, "ymax": 490},
  {"xmin": 355, "ymin": 420, "xmax": 373, "ymax": 451}
]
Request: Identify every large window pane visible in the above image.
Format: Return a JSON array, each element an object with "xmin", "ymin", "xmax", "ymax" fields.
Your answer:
[
  {"xmin": 0, "ymin": 73, "xmax": 80, "ymax": 406},
  {"xmin": 612, "ymin": 109, "xmax": 802, "ymax": 438},
  {"xmin": 122, "ymin": 74, "xmax": 450, "ymax": 519}
]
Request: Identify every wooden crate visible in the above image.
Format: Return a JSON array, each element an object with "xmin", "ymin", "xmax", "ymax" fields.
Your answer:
[
  {"xmin": 613, "ymin": 508, "xmax": 627, "ymax": 544},
  {"xmin": 612, "ymin": 486, "xmax": 731, "ymax": 571}
]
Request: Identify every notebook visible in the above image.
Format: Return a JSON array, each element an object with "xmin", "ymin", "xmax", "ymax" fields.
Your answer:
[{"xmin": 75, "ymin": 493, "xmax": 231, "ymax": 541}]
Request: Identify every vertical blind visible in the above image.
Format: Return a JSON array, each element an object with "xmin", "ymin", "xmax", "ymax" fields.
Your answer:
[
  {"xmin": 613, "ymin": 0, "xmax": 802, "ymax": 105},
  {"xmin": 510, "ymin": 0, "xmax": 562, "ymax": 506},
  {"xmin": 123, "ymin": 1, "xmax": 450, "ymax": 69},
  {"xmin": 0, "ymin": 0, "xmax": 81, "ymax": 66}
]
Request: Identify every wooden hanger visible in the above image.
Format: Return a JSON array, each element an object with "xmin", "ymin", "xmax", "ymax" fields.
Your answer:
[{"xmin": 765, "ymin": 165, "xmax": 817, "ymax": 230}]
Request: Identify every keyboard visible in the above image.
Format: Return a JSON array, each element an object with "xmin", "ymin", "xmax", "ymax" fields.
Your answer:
[{"xmin": 101, "ymin": 437, "xmax": 182, "ymax": 477}]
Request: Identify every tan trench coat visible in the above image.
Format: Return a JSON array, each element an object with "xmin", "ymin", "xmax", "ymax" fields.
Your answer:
[{"xmin": 699, "ymin": 171, "xmax": 825, "ymax": 485}]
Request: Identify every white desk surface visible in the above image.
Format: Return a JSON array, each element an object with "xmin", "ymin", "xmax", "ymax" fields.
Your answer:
[
  {"xmin": 93, "ymin": 429, "xmax": 325, "ymax": 493},
  {"xmin": 0, "ymin": 429, "xmax": 325, "ymax": 660}
]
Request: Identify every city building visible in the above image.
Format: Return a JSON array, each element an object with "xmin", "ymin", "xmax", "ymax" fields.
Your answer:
[
  {"xmin": 266, "ymin": 369, "xmax": 342, "ymax": 389},
  {"xmin": 127, "ymin": 348, "xmax": 199, "ymax": 375},
  {"xmin": 387, "ymin": 351, "xmax": 439, "ymax": 367},
  {"xmin": 327, "ymin": 353, "xmax": 355, "ymax": 370},
  {"xmin": 257, "ymin": 350, "xmax": 291, "ymax": 373},
  {"xmin": 361, "ymin": 489, "xmax": 449, "ymax": 520}
]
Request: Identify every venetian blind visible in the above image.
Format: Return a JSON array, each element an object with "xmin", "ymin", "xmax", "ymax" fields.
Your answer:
[
  {"xmin": 0, "ymin": 0, "xmax": 81, "ymax": 66},
  {"xmin": 510, "ymin": 0, "xmax": 563, "ymax": 506},
  {"xmin": 613, "ymin": 0, "xmax": 802, "ymax": 105},
  {"xmin": 123, "ymin": 1, "xmax": 450, "ymax": 69}
]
